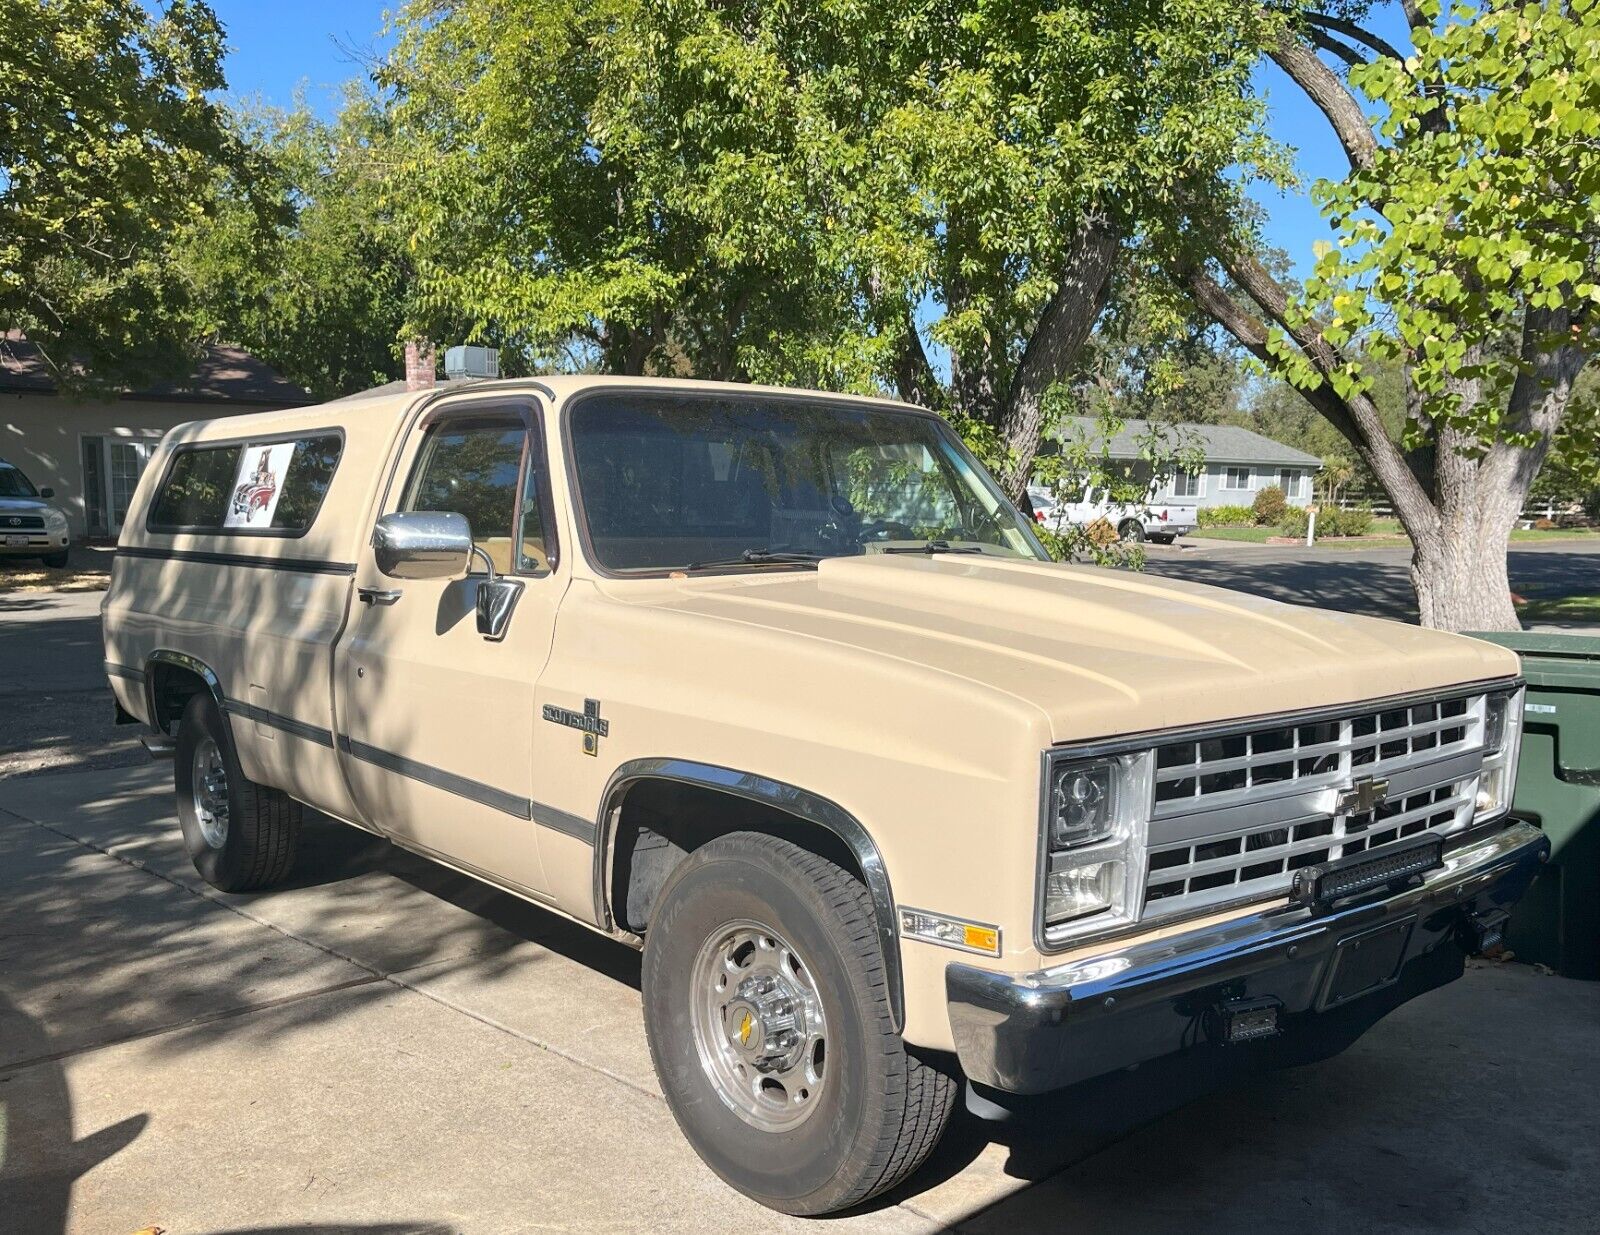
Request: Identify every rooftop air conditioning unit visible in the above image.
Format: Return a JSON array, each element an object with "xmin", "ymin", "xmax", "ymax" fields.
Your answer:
[{"xmin": 444, "ymin": 344, "xmax": 500, "ymax": 380}]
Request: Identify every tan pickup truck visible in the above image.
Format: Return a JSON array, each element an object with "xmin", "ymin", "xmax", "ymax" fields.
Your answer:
[{"xmin": 103, "ymin": 376, "xmax": 1547, "ymax": 1215}]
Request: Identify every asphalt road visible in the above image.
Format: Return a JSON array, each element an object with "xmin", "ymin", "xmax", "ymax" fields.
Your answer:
[
  {"xmin": 1145, "ymin": 538, "xmax": 1600, "ymax": 626},
  {"xmin": 0, "ymin": 589, "xmax": 143, "ymax": 779}
]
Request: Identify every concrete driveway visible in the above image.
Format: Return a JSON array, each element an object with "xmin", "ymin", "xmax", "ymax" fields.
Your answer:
[
  {"xmin": 3, "ymin": 763, "xmax": 1598, "ymax": 1234},
  {"xmin": 5, "ymin": 548, "xmax": 1600, "ymax": 1231}
]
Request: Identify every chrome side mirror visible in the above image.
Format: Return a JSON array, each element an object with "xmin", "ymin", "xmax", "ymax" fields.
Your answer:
[{"xmin": 372, "ymin": 511, "xmax": 474, "ymax": 580}]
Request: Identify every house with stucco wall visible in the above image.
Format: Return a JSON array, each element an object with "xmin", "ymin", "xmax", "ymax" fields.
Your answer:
[
  {"xmin": 1, "ymin": 339, "xmax": 311, "ymax": 540},
  {"xmin": 1043, "ymin": 416, "xmax": 1324, "ymax": 509}
]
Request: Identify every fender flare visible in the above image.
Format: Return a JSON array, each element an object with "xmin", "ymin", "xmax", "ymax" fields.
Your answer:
[
  {"xmin": 595, "ymin": 757, "xmax": 904, "ymax": 1031},
  {"xmin": 143, "ymin": 648, "xmax": 225, "ymax": 729}
]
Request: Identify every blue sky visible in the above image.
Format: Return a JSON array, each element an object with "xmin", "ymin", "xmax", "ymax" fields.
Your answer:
[{"xmin": 202, "ymin": 0, "xmax": 1410, "ymax": 283}]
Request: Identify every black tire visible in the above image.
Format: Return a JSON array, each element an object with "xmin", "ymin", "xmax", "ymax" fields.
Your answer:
[
  {"xmin": 642, "ymin": 832, "xmax": 956, "ymax": 1215},
  {"xmin": 1117, "ymin": 519, "xmax": 1146, "ymax": 543},
  {"xmin": 41, "ymin": 550, "xmax": 69, "ymax": 569},
  {"xmin": 174, "ymin": 692, "xmax": 302, "ymax": 891}
]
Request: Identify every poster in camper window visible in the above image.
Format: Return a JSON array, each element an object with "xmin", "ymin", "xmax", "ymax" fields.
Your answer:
[{"xmin": 225, "ymin": 442, "xmax": 295, "ymax": 529}]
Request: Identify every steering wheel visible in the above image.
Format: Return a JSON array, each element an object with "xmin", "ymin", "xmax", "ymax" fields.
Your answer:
[{"xmin": 857, "ymin": 519, "xmax": 918, "ymax": 543}]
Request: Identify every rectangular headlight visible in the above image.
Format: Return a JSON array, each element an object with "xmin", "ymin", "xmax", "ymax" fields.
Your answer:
[
  {"xmin": 1038, "ymin": 751, "xmax": 1153, "ymax": 945},
  {"xmin": 1043, "ymin": 860, "xmax": 1121, "ymax": 921},
  {"xmin": 1475, "ymin": 687, "xmax": 1524, "ymax": 822}
]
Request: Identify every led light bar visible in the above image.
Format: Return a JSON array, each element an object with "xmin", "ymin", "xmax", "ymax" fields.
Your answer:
[{"xmin": 1291, "ymin": 836, "xmax": 1444, "ymax": 907}]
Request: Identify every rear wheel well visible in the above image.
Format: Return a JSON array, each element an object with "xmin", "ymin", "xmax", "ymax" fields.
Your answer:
[
  {"xmin": 609, "ymin": 779, "xmax": 868, "ymax": 936},
  {"xmin": 146, "ymin": 663, "xmax": 217, "ymax": 735}
]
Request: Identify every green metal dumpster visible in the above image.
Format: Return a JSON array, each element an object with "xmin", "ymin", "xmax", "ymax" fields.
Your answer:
[{"xmin": 1469, "ymin": 631, "xmax": 1600, "ymax": 979}]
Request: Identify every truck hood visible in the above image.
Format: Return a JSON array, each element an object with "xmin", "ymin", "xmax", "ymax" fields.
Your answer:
[{"xmin": 617, "ymin": 554, "xmax": 1517, "ymax": 743}]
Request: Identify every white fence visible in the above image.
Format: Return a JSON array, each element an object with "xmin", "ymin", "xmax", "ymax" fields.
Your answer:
[{"xmin": 1333, "ymin": 497, "xmax": 1583, "ymax": 523}]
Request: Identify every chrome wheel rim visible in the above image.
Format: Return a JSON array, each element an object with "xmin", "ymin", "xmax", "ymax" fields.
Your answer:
[
  {"xmin": 689, "ymin": 919, "xmax": 828, "ymax": 1132},
  {"xmin": 191, "ymin": 737, "xmax": 230, "ymax": 849}
]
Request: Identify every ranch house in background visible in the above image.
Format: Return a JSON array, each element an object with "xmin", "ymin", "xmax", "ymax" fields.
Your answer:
[
  {"xmin": 1045, "ymin": 416, "xmax": 1324, "ymax": 510},
  {"xmin": 1, "ymin": 337, "xmax": 311, "ymax": 540}
]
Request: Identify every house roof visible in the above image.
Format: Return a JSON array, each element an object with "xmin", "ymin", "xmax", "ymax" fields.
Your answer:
[
  {"xmin": 1056, "ymin": 416, "xmax": 1323, "ymax": 468},
  {"xmin": 0, "ymin": 335, "xmax": 312, "ymax": 406}
]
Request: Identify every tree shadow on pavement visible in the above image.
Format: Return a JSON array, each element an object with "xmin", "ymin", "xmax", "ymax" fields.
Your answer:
[{"xmin": 0, "ymin": 990, "xmax": 148, "ymax": 1234}]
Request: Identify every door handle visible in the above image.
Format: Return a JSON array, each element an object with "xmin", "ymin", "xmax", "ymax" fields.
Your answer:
[{"xmin": 357, "ymin": 587, "xmax": 403, "ymax": 606}]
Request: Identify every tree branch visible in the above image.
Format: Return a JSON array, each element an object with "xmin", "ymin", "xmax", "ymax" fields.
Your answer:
[
  {"xmin": 1267, "ymin": 28, "xmax": 1378, "ymax": 173},
  {"xmin": 1305, "ymin": 29, "xmax": 1368, "ymax": 70},
  {"xmin": 1176, "ymin": 263, "xmax": 1364, "ymax": 449},
  {"xmin": 890, "ymin": 313, "xmax": 939, "ymax": 409},
  {"xmin": 1184, "ymin": 233, "xmax": 1438, "ymax": 537},
  {"xmin": 1306, "ymin": 12, "xmax": 1405, "ymax": 63}
]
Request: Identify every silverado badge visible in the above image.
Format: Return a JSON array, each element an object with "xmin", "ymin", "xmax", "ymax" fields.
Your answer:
[{"xmin": 543, "ymin": 698, "xmax": 609, "ymax": 756}]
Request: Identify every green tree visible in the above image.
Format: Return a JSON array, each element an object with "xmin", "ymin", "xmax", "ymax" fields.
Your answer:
[
  {"xmin": 0, "ymin": 0, "xmax": 256, "ymax": 389},
  {"xmin": 182, "ymin": 94, "xmax": 416, "ymax": 400},
  {"xmin": 380, "ymin": 0, "xmax": 1277, "ymax": 495},
  {"xmin": 1180, "ymin": 1, "xmax": 1600, "ymax": 629}
]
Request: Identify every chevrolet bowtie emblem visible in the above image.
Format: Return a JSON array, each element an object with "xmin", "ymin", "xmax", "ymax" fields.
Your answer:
[{"xmin": 1335, "ymin": 776, "xmax": 1390, "ymax": 815}]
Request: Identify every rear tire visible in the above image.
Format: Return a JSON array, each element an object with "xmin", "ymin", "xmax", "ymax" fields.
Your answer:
[
  {"xmin": 41, "ymin": 551, "xmax": 69, "ymax": 568},
  {"xmin": 1118, "ymin": 519, "xmax": 1146, "ymax": 543},
  {"xmin": 642, "ymin": 832, "xmax": 956, "ymax": 1215},
  {"xmin": 174, "ymin": 692, "xmax": 302, "ymax": 891}
]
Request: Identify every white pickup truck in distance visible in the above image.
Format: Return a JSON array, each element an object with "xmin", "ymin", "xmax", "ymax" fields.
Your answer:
[
  {"xmin": 1029, "ymin": 484, "xmax": 1199, "ymax": 544},
  {"xmin": 103, "ymin": 375, "xmax": 1545, "ymax": 1216}
]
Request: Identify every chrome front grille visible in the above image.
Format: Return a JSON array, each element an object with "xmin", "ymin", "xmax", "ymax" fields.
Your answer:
[{"xmin": 1141, "ymin": 693, "xmax": 1485, "ymax": 921}]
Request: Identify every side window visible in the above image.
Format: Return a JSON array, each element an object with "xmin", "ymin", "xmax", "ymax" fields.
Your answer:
[
  {"xmin": 148, "ymin": 434, "xmax": 344, "ymax": 534},
  {"xmin": 518, "ymin": 441, "xmax": 552, "ymax": 574},
  {"xmin": 150, "ymin": 445, "xmax": 239, "ymax": 529},
  {"xmin": 404, "ymin": 419, "xmax": 525, "ymax": 574}
]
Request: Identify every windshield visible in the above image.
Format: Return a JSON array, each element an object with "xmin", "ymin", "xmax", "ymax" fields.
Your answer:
[
  {"xmin": 569, "ymin": 393, "xmax": 1047, "ymax": 573},
  {"xmin": 0, "ymin": 465, "xmax": 39, "ymax": 498}
]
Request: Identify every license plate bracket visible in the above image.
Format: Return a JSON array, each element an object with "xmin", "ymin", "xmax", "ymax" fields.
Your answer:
[
  {"xmin": 4, "ymin": 535, "xmax": 30, "ymax": 547},
  {"xmin": 1318, "ymin": 916, "xmax": 1415, "ymax": 1010}
]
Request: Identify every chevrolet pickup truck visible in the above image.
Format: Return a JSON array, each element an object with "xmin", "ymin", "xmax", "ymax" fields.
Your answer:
[{"xmin": 102, "ymin": 376, "xmax": 1545, "ymax": 1215}]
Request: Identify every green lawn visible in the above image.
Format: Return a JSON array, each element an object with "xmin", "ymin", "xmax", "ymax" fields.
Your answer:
[
  {"xmin": 1188, "ymin": 520, "xmax": 1596, "ymax": 549},
  {"xmin": 1516, "ymin": 591, "xmax": 1600, "ymax": 622},
  {"xmin": 1510, "ymin": 527, "xmax": 1600, "ymax": 542},
  {"xmin": 1188, "ymin": 526, "xmax": 1274, "ymax": 542}
]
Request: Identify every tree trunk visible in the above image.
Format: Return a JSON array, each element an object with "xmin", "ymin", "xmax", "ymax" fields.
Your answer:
[
  {"xmin": 1404, "ymin": 422, "xmax": 1528, "ymax": 632},
  {"xmin": 992, "ymin": 217, "xmax": 1119, "ymax": 497},
  {"xmin": 1410, "ymin": 526, "xmax": 1521, "ymax": 632}
]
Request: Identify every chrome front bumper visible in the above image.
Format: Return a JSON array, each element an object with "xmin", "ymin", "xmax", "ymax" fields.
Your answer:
[{"xmin": 947, "ymin": 820, "xmax": 1549, "ymax": 1094}]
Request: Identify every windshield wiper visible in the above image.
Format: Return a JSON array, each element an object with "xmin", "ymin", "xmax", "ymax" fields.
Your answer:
[
  {"xmin": 682, "ymin": 548, "xmax": 824, "ymax": 571},
  {"xmin": 879, "ymin": 540, "xmax": 986, "ymax": 556}
]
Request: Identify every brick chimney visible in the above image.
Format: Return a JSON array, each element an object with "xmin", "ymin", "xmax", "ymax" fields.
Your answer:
[{"xmin": 404, "ymin": 340, "xmax": 436, "ymax": 391}]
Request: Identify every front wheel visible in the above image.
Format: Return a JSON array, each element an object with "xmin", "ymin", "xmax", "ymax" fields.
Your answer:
[
  {"xmin": 41, "ymin": 550, "xmax": 69, "ymax": 568},
  {"xmin": 174, "ymin": 692, "xmax": 302, "ymax": 891},
  {"xmin": 1118, "ymin": 519, "xmax": 1146, "ymax": 543},
  {"xmin": 642, "ymin": 833, "xmax": 956, "ymax": 1215}
]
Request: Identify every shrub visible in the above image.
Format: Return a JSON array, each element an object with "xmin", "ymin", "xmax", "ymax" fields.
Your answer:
[
  {"xmin": 1252, "ymin": 485, "xmax": 1287, "ymax": 525},
  {"xmin": 1279, "ymin": 504, "xmax": 1375, "ymax": 539},
  {"xmin": 1336, "ymin": 504, "xmax": 1373, "ymax": 536},
  {"xmin": 1199, "ymin": 504, "xmax": 1255, "ymax": 527},
  {"xmin": 1280, "ymin": 507, "xmax": 1311, "ymax": 538}
]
